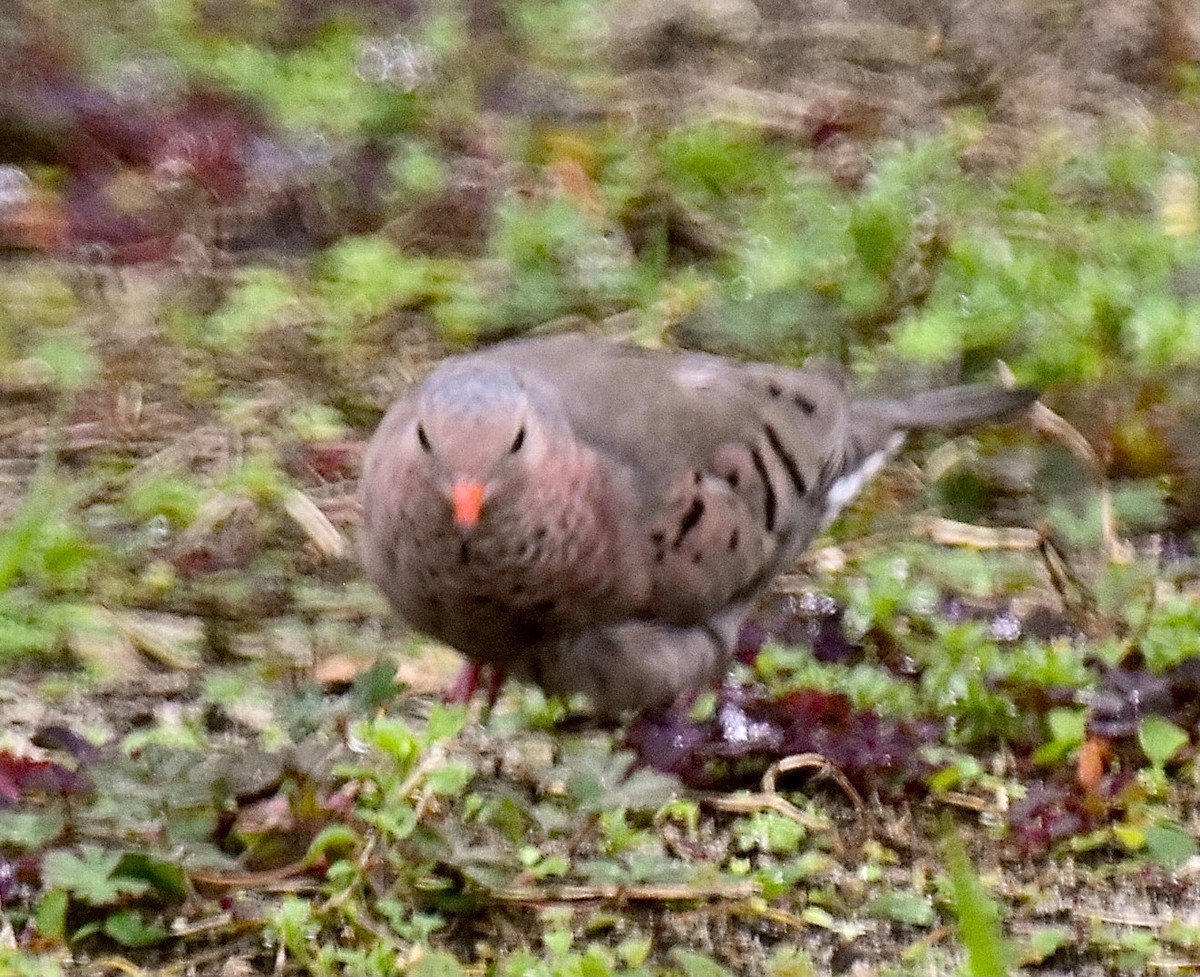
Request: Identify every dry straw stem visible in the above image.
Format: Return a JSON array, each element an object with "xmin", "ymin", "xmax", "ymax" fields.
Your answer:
[
  {"xmin": 486, "ymin": 878, "xmax": 760, "ymax": 904},
  {"xmin": 284, "ymin": 487, "xmax": 348, "ymax": 559},
  {"xmin": 996, "ymin": 361, "xmax": 1132, "ymax": 564},
  {"xmin": 703, "ymin": 750, "xmax": 864, "ymax": 840}
]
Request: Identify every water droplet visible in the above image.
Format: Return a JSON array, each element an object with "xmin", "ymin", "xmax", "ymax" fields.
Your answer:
[
  {"xmin": 728, "ymin": 274, "xmax": 754, "ymax": 302},
  {"xmin": 990, "ymin": 611, "xmax": 1021, "ymax": 642},
  {"xmin": 107, "ymin": 56, "xmax": 184, "ymax": 105},
  {"xmin": 0, "ymin": 165, "xmax": 33, "ymax": 210},
  {"xmin": 355, "ymin": 34, "xmax": 436, "ymax": 91},
  {"xmin": 146, "ymin": 514, "xmax": 171, "ymax": 545}
]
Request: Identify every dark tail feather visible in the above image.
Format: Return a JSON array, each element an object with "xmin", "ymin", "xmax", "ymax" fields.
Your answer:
[{"xmin": 886, "ymin": 385, "xmax": 1038, "ymax": 433}]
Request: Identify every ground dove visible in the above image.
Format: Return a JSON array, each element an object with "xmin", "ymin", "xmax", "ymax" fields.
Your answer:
[{"xmin": 360, "ymin": 334, "xmax": 1036, "ymax": 716}]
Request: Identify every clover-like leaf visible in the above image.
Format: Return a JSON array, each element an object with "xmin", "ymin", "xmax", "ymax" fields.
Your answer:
[{"xmin": 41, "ymin": 847, "xmax": 150, "ymax": 906}]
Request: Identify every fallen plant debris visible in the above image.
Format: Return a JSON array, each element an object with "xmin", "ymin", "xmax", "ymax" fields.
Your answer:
[{"xmin": 625, "ymin": 684, "xmax": 937, "ymax": 796}]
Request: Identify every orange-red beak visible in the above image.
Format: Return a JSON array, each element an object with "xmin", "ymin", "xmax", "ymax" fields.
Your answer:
[{"xmin": 450, "ymin": 481, "xmax": 486, "ymax": 529}]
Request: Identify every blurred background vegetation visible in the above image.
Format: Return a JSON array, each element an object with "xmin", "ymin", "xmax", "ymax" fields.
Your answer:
[{"xmin": 2, "ymin": 0, "xmax": 1198, "ymax": 526}]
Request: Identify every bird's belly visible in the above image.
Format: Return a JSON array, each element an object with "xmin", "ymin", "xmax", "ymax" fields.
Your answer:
[{"xmin": 396, "ymin": 517, "xmax": 632, "ymax": 663}]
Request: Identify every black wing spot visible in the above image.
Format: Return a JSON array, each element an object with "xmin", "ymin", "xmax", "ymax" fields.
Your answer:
[
  {"xmin": 672, "ymin": 496, "xmax": 706, "ymax": 548},
  {"xmin": 749, "ymin": 448, "xmax": 777, "ymax": 532},
  {"xmin": 815, "ymin": 453, "xmax": 842, "ymax": 495},
  {"xmin": 792, "ymin": 393, "xmax": 816, "ymax": 415},
  {"xmin": 728, "ymin": 528, "xmax": 739, "ymax": 550},
  {"xmin": 691, "ymin": 552, "xmax": 702, "ymax": 564},
  {"xmin": 768, "ymin": 381, "xmax": 782, "ymax": 398},
  {"xmin": 416, "ymin": 423, "xmax": 432, "ymax": 452},
  {"xmin": 699, "ymin": 622, "xmax": 729, "ymax": 656},
  {"xmin": 763, "ymin": 423, "xmax": 807, "ymax": 497},
  {"xmin": 650, "ymin": 530, "xmax": 665, "ymax": 546},
  {"xmin": 725, "ymin": 469, "xmax": 740, "ymax": 488},
  {"xmin": 693, "ymin": 470, "xmax": 703, "ymax": 485},
  {"xmin": 509, "ymin": 426, "xmax": 526, "ymax": 453}
]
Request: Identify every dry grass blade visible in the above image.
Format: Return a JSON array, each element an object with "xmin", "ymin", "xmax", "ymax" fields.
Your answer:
[
  {"xmin": 82, "ymin": 957, "xmax": 146, "ymax": 977},
  {"xmin": 764, "ymin": 752, "xmax": 866, "ymax": 819},
  {"xmin": 285, "ymin": 488, "xmax": 348, "ymax": 560},
  {"xmin": 486, "ymin": 879, "xmax": 760, "ymax": 903},
  {"xmin": 110, "ymin": 609, "xmax": 204, "ymax": 669},
  {"xmin": 1037, "ymin": 531, "xmax": 1106, "ymax": 636},
  {"xmin": 911, "ymin": 515, "xmax": 1042, "ymax": 550},
  {"xmin": 188, "ymin": 858, "xmax": 314, "ymax": 890},
  {"xmin": 700, "ymin": 751, "xmax": 862, "ymax": 834},
  {"xmin": 703, "ymin": 789, "xmax": 826, "ymax": 832},
  {"xmin": 67, "ymin": 612, "xmax": 148, "ymax": 680},
  {"xmin": 997, "ymin": 361, "xmax": 1132, "ymax": 563},
  {"xmin": 937, "ymin": 790, "xmax": 1006, "ymax": 816}
]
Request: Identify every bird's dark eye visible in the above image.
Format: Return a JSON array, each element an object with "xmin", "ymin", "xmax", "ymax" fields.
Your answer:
[
  {"xmin": 509, "ymin": 425, "xmax": 526, "ymax": 453},
  {"xmin": 416, "ymin": 423, "xmax": 432, "ymax": 452}
]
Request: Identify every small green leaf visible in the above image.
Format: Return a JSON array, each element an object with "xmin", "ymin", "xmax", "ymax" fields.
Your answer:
[
  {"xmin": 103, "ymin": 908, "xmax": 168, "ymax": 947},
  {"xmin": 423, "ymin": 703, "xmax": 468, "ymax": 745},
  {"xmin": 70, "ymin": 920, "xmax": 102, "ymax": 943},
  {"xmin": 1145, "ymin": 821, "xmax": 1198, "ymax": 868},
  {"xmin": 1138, "ymin": 716, "xmax": 1190, "ymax": 769},
  {"xmin": 426, "ymin": 760, "xmax": 474, "ymax": 796},
  {"xmin": 306, "ymin": 824, "xmax": 361, "ymax": 863},
  {"xmin": 407, "ymin": 949, "xmax": 466, "ymax": 977},
  {"xmin": 1033, "ymin": 707, "xmax": 1088, "ymax": 765},
  {"xmin": 367, "ymin": 803, "xmax": 418, "ymax": 841},
  {"xmin": 1020, "ymin": 926, "xmax": 1071, "ymax": 965},
  {"xmin": 766, "ymin": 945, "xmax": 817, "ymax": 976},
  {"xmin": 1114, "ymin": 823, "xmax": 1146, "ymax": 851},
  {"xmin": 657, "ymin": 798, "xmax": 700, "ymax": 836},
  {"xmin": 29, "ymin": 335, "xmax": 99, "ymax": 392},
  {"xmin": 113, "ymin": 852, "xmax": 187, "ymax": 902},
  {"xmin": 867, "ymin": 891, "xmax": 936, "ymax": 927},
  {"xmin": 616, "ymin": 936, "xmax": 652, "ymax": 968},
  {"xmin": 350, "ymin": 657, "xmax": 404, "ymax": 710},
  {"xmin": 203, "ymin": 269, "xmax": 294, "ymax": 352},
  {"xmin": 544, "ymin": 928, "xmax": 573, "ymax": 956},
  {"xmin": 35, "ymin": 889, "xmax": 69, "ymax": 941},
  {"xmin": 366, "ymin": 717, "xmax": 420, "ymax": 767},
  {"xmin": 801, "ymin": 906, "xmax": 834, "ymax": 928},
  {"xmin": 850, "ymin": 198, "xmax": 907, "ymax": 277},
  {"xmin": 732, "ymin": 811, "xmax": 806, "ymax": 854},
  {"xmin": 530, "ymin": 854, "xmax": 569, "ymax": 879},
  {"xmin": 42, "ymin": 848, "xmax": 150, "ymax": 906},
  {"xmin": 670, "ymin": 947, "xmax": 735, "ymax": 977},
  {"xmin": 0, "ymin": 810, "xmax": 65, "ymax": 849}
]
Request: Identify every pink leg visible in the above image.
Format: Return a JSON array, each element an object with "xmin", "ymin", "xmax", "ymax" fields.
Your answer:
[
  {"xmin": 446, "ymin": 661, "xmax": 482, "ymax": 704},
  {"xmin": 484, "ymin": 666, "xmax": 507, "ymax": 707},
  {"xmin": 446, "ymin": 662, "xmax": 508, "ymax": 711}
]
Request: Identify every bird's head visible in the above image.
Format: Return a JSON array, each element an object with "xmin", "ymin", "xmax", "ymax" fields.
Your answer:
[{"xmin": 409, "ymin": 363, "xmax": 543, "ymax": 531}]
